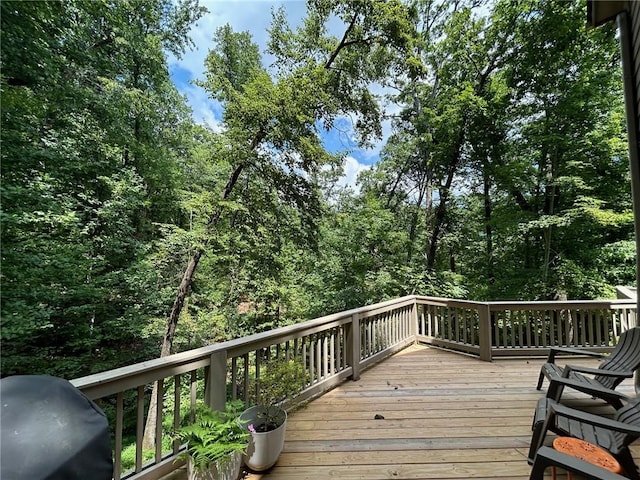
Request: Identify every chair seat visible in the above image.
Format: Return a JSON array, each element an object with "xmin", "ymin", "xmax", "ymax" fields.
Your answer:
[
  {"xmin": 529, "ymin": 446, "xmax": 631, "ymax": 480},
  {"xmin": 529, "ymin": 398, "xmax": 617, "ymax": 461},
  {"xmin": 554, "ymin": 413, "xmax": 617, "ymax": 452}
]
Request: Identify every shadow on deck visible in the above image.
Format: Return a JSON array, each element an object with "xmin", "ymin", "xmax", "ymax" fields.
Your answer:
[{"xmin": 164, "ymin": 344, "xmax": 639, "ymax": 480}]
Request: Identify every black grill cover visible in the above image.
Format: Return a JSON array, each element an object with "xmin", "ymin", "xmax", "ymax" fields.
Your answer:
[{"xmin": 1, "ymin": 375, "xmax": 113, "ymax": 480}]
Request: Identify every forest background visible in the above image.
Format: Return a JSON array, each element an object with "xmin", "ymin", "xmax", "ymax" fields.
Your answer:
[{"xmin": 1, "ymin": 0, "xmax": 635, "ymax": 380}]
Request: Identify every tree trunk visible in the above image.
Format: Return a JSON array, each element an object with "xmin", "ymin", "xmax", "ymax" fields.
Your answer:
[
  {"xmin": 142, "ymin": 250, "xmax": 203, "ymax": 448},
  {"xmin": 426, "ymin": 121, "xmax": 466, "ymax": 270},
  {"xmin": 483, "ymin": 167, "xmax": 494, "ymax": 285},
  {"xmin": 141, "ymin": 161, "xmax": 247, "ymax": 449},
  {"xmin": 408, "ymin": 170, "xmax": 427, "ymax": 263}
]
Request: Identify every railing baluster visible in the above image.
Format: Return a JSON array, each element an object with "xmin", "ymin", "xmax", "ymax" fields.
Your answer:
[
  {"xmin": 503, "ymin": 311, "xmax": 508, "ymax": 348},
  {"xmin": 242, "ymin": 354, "xmax": 249, "ymax": 406},
  {"xmin": 372, "ymin": 317, "xmax": 377, "ymax": 352},
  {"xmin": 231, "ymin": 357, "xmax": 237, "ymax": 401},
  {"xmin": 190, "ymin": 371, "xmax": 196, "ymax": 422},
  {"xmin": 330, "ymin": 330, "xmax": 335, "ymax": 375},
  {"xmin": 309, "ymin": 336, "xmax": 316, "ymax": 384},
  {"xmin": 173, "ymin": 375, "xmax": 180, "ymax": 454},
  {"xmin": 115, "ymin": 392, "xmax": 123, "ymax": 480},
  {"xmin": 387, "ymin": 313, "xmax": 392, "ymax": 346},
  {"xmin": 316, "ymin": 334, "xmax": 322, "ymax": 380},
  {"xmin": 387, "ymin": 313, "xmax": 391, "ymax": 346},
  {"xmin": 136, "ymin": 385, "xmax": 144, "ymax": 473},
  {"xmin": 610, "ymin": 308, "xmax": 617, "ymax": 342},
  {"xmin": 303, "ymin": 340, "xmax": 308, "ymax": 380},
  {"xmin": 425, "ymin": 304, "xmax": 429, "ymax": 336},
  {"xmin": 323, "ymin": 334, "xmax": 329, "ymax": 378},
  {"xmin": 154, "ymin": 379, "xmax": 163, "ymax": 463},
  {"xmin": 337, "ymin": 327, "xmax": 343, "ymax": 372},
  {"xmin": 517, "ymin": 310, "xmax": 523, "ymax": 348},
  {"xmin": 255, "ymin": 351, "xmax": 262, "ymax": 404}
]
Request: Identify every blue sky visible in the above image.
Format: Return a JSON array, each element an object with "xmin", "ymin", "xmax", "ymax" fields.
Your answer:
[{"xmin": 167, "ymin": 0, "xmax": 394, "ymax": 189}]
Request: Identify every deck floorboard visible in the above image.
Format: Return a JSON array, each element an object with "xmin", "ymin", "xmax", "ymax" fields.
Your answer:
[{"xmin": 165, "ymin": 343, "xmax": 639, "ymax": 480}]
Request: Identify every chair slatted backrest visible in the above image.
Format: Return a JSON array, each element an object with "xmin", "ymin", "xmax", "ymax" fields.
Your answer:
[
  {"xmin": 611, "ymin": 398, "xmax": 640, "ymax": 449},
  {"xmin": 596, "ymin": 327, "xmax": 640, "ymax": 389}
]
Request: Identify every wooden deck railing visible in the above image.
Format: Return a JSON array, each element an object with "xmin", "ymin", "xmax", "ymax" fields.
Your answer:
[
  {"xmin": 70, "ymin": 295, "xmax": 636, "ymax": 480},
  {"xmin": 416, "ymin": 296, "xmax": 637, "ymax": 360}
]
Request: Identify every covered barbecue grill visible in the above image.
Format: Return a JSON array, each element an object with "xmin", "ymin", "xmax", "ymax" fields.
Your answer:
[{"xmin": 0, "ymin": 375, "xmax": 113, "ymax": 480}]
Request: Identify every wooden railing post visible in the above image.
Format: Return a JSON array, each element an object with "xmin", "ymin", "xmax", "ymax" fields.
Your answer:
[
  {"xmin": 478, "ymin": 304, "xmax": 492, "ymax": 362},
  {"xmin": 205, "ymin": 350, "xmax": 227, "ymax": 411},
  {"xmin": 346, "ymin": 313, "xmax": 361, "ymax": 381},
  {"xmin": 411, "ymin": 298, "xmax": 419, "ymax": 341}
]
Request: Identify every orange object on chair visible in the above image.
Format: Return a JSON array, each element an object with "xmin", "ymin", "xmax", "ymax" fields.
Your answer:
[{"xmin": 551, "ymin": 437, "xmax": 623, "ymax": 480}]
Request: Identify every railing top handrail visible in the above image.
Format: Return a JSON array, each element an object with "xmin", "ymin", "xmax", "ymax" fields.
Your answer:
[
  {"xmin": 413, "ymin": 295, "xmax": 636, "ymax": 309},
  {"xmin": 71, "ymin": 295, "xmax": 416, "ymax": 391},
  {"xmin": 487, "ymin": 299, "xmax": 636, "ymax": 309},
  {"xmin": 414, "ymin": 295, "xmax": 488, "ymax": 307}
]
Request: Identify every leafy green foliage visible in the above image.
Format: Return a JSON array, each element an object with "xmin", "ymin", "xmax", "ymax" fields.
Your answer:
[
  {"xmin": 0, "ymin": 0, "xmax": 204, "ymax": 377},
  {"xmin": 174, "ymin": 401, "xmax": 249, "ymax": 471},
  {"xmin": 250, "ymin": 359, "xmax": 307, "ymax": 432}
]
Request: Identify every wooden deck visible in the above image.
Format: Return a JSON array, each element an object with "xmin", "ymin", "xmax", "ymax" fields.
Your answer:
[{"xmin": 165, "ymin": 344, "xmax": 639, "ymax": 480}]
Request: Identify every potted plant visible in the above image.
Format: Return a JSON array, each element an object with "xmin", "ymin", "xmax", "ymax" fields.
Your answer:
[
  {"xmin": 240, "ymin": 358, "xmax": 307, "ymax": 472},
  {"xmin": 174, "ymin": 401, "xmax": 250, "ymax": 480}
]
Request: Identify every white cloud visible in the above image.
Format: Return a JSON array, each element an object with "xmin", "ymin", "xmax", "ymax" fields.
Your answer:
[
  {"xmin": 171, "ymin": 1, "xmax": 306, "ymax": 77},
  {"xmin": 337, "ymin": 156, "xmax": 371, "ymax": 192},
  {"xmin": 177, "ymin": 80, "xmax": 225, "ymax": 132},
  {"xmin": 169, "ymin": 1, "xmax": 307, "ymax": 129}
]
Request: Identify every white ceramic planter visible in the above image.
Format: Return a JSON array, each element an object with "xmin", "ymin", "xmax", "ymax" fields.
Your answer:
[
  {"xmin": 240, "ymin": 406, "xmax": 287, "ymax": 472},
  {"xmin": 187, "ymin": 450, "xmax": 243, "ymax": 480}
]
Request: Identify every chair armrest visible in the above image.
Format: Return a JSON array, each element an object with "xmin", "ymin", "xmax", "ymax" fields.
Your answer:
[
  {"xmin": 547, "ymin": 375, "xmax": 630, "ymax": 403},
  {"xmin": 529, "ymin": 446, "xmax": 629, "ymax": 480},
  {"xmin": 563, "ymin": 364, "xmax": 634, "ymax": 378},
  {"xmin": 549, "ymin": 402, "xmax": 640, "ymax": 437},
  {"xmin": 546, "ymin": 347, "xmax": 604, "ymax": 363}
]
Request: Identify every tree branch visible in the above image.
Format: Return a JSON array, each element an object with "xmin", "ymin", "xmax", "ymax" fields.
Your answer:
[{"xmin": 324, "ymin": 10, "xmax": 360, "ymax": 69}]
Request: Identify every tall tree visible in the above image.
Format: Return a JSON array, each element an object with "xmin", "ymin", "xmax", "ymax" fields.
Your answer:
[
  {"xmin": 0, "ymin": 0, "xmax": 205, "ymax": 377},
  {"xmin": 159, "ymin": 0, "xmax": 418, "ymax": 359},
  {"xmin": 368, "ymin": 0, "xmax": 509, "ymax": 271},
  {"xmin": 493, "ymin": 0, "xmax": 630, "ymax": 299},
  {"xmin": 142, "ymin": 0, "xmax": 418, "ymax": 448}
]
